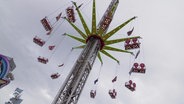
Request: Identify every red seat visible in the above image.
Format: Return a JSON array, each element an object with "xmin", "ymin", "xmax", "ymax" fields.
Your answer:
[
  {"xmin": 33, "ymin": 36, "xmax": 45, "ymax": 47},
  {"xmin": 125, "ymin": 80, "xmax": 136, "ymax": 91},
  {"xmin": 40, "ymin": 17, "xmax": 52, "ymax": 31},
  {"xmin": 139, "ymin": 63, "xmax": 146, "ymax": 73},
  {"xmin": 125, "ymin": 80, "xmax": 132, "ymax": 89},
  {"xmin": 51, "ymin": 73, "xmax": 60, "ymax": 79},
  {"xmin": 130, "ymin": 63, "xmax": 146, "ymax": 74},
  {"xmin": 37, "ymin": 56, "xmax": 48, "ymax": 64},
  {"xmin": 108, "ymin": 89, "xmax": 117, "ymax": 99},
  {"xmin": 124, "ymin": 39, "xmax": 132, "ymax": 50},
  {"xmin": 124, "ymin": 38, "xmax": 140, "ymax": 50},
  {"xmin": 132, "ymin": 38, "xmax": 140, "ymax": 49},
  {"xmin": 132, "ymin": 38, "xmax": 138, "ymax": 43},
  {"xmin": 48, "ymin": 45, "xmax": 55, "ymax": 50},
  {"xmin": 133, "ymin": 63, "xmax": 139, "ymax": 68},
  {"xmin": 132, "ymin": 43, "xmax": 140, "ymax": 49},
  {"xmin": 131, "ymin": 63, "xmax": 139, "ymax": 72},
  {"xmin": 125, "ymin": 39, "xmax": 131, "ymax": 50}
]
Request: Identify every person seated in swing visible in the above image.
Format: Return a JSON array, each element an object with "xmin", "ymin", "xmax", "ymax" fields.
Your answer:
[
  {"xmin": 51, "ymin": 73, "xmax": 60, "ymax": 79},
  {"xmin": 37, "ymin": 56, "xmax": 48, "ymax": 64},
  {"xmin": 124, "ymin": 39, "xmax": 132, "ymax": 50},
  {"xmin": 132, "ymin": 38, "xmax": 140, "ymax": 49},
  {"xmin": 90, "ymin": 90, "xmax": 96, "ymax": 98},
  {"xmin": 131, "ymin": 63, "xmax": 146, "ymax": 74},
  {"xmin": 41, "ymin": 17, "xmax": 52, "ymax": 31},
  {"xmin": 108, "ymin": 89, "xmax": 117, "ymax": 99},
  {"xmin": 132, "ymin": 63, "xmax": 139, "ymax": 72},
  {"xmin": 139, "ymin": 63, "xmax": 146, "ymax": 73},
  {"xmin": 58, "ymin": 63, "xmax": 64, "ymax": 67},
  {"xmin": 125, "ymin": 80, "xmax": 132, "ymax": 89},
  {"xmin": 125, "ymin": 80, "xmax": 136, "ymax": 91},
  {"xmin": 125, "ymin": 38, "xmax": 140, "ymax": 50},
  {"xmin": 33, "ymin": 36, "xmax": 45, "ymax": 46},
  {"xmin": 48, "ymin": 45, "xmax": 55, "ymax": 50}
]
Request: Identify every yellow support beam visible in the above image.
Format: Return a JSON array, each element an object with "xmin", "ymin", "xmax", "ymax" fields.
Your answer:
[
  {"xmin": 91, "ymin": 0, "xmax": 97, "ymax": 34},
  {"xmin": 103, "ymin": 16, "xmax": 137, "ymax": 41},
  {"xmin": 72, "ymin": 1, "xmax": 91, "ymax": 35}
]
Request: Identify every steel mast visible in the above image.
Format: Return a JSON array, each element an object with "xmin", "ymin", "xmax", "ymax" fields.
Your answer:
[{"xmin": 52, "ymin": 0, "xmax": 119, "ymax": 104}]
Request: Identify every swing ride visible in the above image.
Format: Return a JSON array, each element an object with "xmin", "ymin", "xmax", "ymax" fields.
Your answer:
[
  {"xmin": 34, "ymin": 0, "xmax": 146, "ymax": 103},
  {"xmin": 129, "ymin": 62, "xmax": 146, "ymax": 75},
  {"xmin": 124, "ymin": 37, "xmax": 140, "ymax": 50},
  {"xmin": 0, "ymin": 54, "xmax": 16, "ymax": 89}
]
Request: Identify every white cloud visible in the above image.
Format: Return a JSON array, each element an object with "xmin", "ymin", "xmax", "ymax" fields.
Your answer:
[{"xmin": 1, "ymin": 0, "xmax": 184, "ymax": 104}]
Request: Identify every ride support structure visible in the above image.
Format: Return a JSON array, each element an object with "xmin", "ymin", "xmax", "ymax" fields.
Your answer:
[
  {"xmin": 52, "ymin": 38, "xmax": 101, "ymax": 104},
  {"xmin": 52, "ymin": 0, "xmax": 119, "ymax": 104}
]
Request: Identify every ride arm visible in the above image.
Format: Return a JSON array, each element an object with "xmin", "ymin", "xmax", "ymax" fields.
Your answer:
[
  {"xmin": 105, "ymin": 36, "xmax": 141, "ymax": 45},
  {"xmin": 103, "ymin": 16, "xmax": 137, "ymax": 41},
  {"xmin": 97, "ymin": 52, "xmax": 103, "ymax": 65},
  {"xmin": 72, "ymin": 45, "xmax": 85, "ymax": 50},
  {"xmin": 65, "ymin": 33, "xmax": 86, "ymax": 43},
  {"xmin": 72, "ymin": 1, "xmax": 91, "ymax": 35},
  {"xmin": 63, "ymin": 17, "xmax": 87, "ymax": 39},
  {"xmin": 103, "ymin": 45, "xmax": 133, "ymax": 54},
  {"xmin": 100, "ymin": 50, "xmax": 119, "ymax": 64}
]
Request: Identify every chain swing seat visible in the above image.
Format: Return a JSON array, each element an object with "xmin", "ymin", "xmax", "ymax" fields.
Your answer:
[
  {"xmin": 108, "ymin": 89, "xmax": 117, "ymax": 99},
  {"xmin": 125, "ymin": 80, "xmax": 136, "ymax": 91},
  {"xmin": 124, "ymin": 38, "xmax": 140, "ymax": 50},
  {"xmin": 90, "ymin": 90, "xmax": 96, "ymax": 98},
  {"xmin": 40, "ymin": 17, "xmax": 52, "ymax": 31},
  {"xmin": 130, "ymin": 63, "xmax": 146, "ymax": 74},
  {"xmin": 33, "ymin": 36, "xmax": 45, "ymax": 47},
  {"xmin": 66, "ymin": 6, "xmax": 76, "ymax": 23},
  {"xmin": 37, "ymin": 56, "xmax": 48, "ymax": 64},
  {"xmin": 51, "ymin": 73, "xmax": 60, "ymax": 79}
]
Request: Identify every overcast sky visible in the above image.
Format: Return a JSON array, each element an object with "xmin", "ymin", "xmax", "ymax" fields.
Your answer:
[{"xmin": 1, "ymin": 0, "xmax": 184, "ymax": 104}]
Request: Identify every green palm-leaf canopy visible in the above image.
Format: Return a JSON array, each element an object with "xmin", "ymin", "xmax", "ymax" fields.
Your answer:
[{"xmin": 65, "ymin": 0, "xmax": 139, "ymax": 64}]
